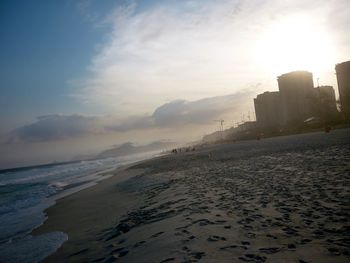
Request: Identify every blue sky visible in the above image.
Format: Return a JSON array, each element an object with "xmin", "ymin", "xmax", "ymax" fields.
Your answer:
[
  {"xmin": 0, "ymin": 0, "xmax": 349, "ymax": 168},
  {"xmin": 0, "ymin": 0, "xmax": 210, "ymax": 132},
  {"xmin": 0, "ymin": 0, "xmax": 117, "ymax": 130}
]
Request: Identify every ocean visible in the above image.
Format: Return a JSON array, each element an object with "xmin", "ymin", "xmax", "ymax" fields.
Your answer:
[{"xmin": 0, "ymin": 152, "xmax": 158, "ymax": 263}]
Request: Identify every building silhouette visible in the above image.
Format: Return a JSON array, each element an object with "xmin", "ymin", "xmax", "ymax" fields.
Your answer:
[
  {"xmin": 335, "ymin": 61, "xmax": 350, "ymax": 119},
  {"xmin": 254, "ymin": 71, "xmax": 341, "ymax": 131},
  {"xmin": 205, "ymin": 61, "xmax": 347, "ymax": 143},
  {"xmin": 204, "ymin": 63, "xmax": 346, "ymax": 142},
  {"xmin": 313, "ymin": 85, "xmax": 339, "ymax": 122},
  {"xmin": 254, "ymin": 91, "xmax": 281, "ymax": 130},
  {"xmin": 277, "ymin": 71, "xmax": 315, "ymax": 126}
]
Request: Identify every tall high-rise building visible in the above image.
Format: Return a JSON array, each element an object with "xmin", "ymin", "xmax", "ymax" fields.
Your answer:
[
  {"xmin": 254, "ymin": 91, "xmax": 281, "ymax": 130},
  {"xmin": 335, "ymin": 61, "xmax": 350, "ymax": 119},
  {"xmin": 313, "ymin": 86, "xmax": 338, "ymax": 121},
  {"xmin": 277, "ymin": 71, "xmax": 315, "ymax": 126}
]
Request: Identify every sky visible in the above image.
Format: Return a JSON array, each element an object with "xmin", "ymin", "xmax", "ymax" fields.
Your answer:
[{"xmin": 0, "ymin": 0, "xmax": 349, "ymax": 169}]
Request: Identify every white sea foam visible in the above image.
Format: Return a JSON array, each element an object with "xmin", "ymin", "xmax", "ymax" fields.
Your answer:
[
  {"xmin": 0, "ymin": 151, "xmax": 158, "ymax": 262},
  {"xmin": 0, "ymin": 232, "xmax": 68, "ymax": 263}
]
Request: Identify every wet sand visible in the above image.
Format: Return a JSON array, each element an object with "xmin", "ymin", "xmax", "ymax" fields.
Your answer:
[
  {"xmin": 35, "ymin": 129, "xmax": 350, "ymax": 262},
  {"xmin": 32, "ymin": 166, "xmax": 145, "ymax": 262}
]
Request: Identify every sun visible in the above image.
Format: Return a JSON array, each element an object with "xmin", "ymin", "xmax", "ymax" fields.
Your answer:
[{"xmin": 255, "ymin": 15, "xmax": 335, "ymax": 77}]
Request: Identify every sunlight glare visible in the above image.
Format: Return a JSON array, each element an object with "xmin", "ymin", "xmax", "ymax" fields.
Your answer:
[{"xmin": 255, "ymin": 16, "xmax": 335, "ymax": 77}]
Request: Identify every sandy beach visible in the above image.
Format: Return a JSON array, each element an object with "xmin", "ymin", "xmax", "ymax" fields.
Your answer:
[{"xmin": 34, "ymin": 129, "xmax": 350, "ymax": 263}]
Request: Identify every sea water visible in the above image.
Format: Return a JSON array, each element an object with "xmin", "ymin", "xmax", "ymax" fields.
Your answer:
[{"xmin": 0, "ymin": 152, "xmax": 157, "ymax": 262}]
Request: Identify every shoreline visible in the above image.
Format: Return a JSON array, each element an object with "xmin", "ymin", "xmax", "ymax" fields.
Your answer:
[
  {"xmin": 34, "ymin": 152, "xmax": 166, "ymax": 232},
  {"xmin": 34, "ymin": 130, "xmax": 350, "ymax": 262},
  {"xmin": 32, "ymin": 162, "xmax": 148, "ymax": 262}
]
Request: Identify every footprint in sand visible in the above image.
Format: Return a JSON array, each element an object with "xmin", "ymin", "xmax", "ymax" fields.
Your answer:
[
  {"xmin": 287, "ymin": 243, "xmax": 296, "ymax": 250},
  {"xmin": 117, "ymin": 238, "xmax": 127, "ymax": 244},
  {"xmin": 328, "ymin": 247, "xmax": 341, "ymax": 256},
  {"xmin": 299, "ymin": 238, "xmax": 312, "ymax": 244},
  {"xmin": 189, "ymin": 251, "xmax": 205, "ymax": 260},
  {"xmin": 69, "ymin": 248, "xmax": 89, "ymax": 257},
  {"xmin": 159, "ymin": 257, "xmax": 176, "ymax": 263},
  {"xmin": 238, "ymin": 253, "xmax": 266, "ymax": 262},
  {"xmin": 245, "ymin": 232, "xmax": 256, "ymax": 238},
  {"xmin": 110, "ymin": 247, "xmax": 129, "ymax": 260},
  {"xmin": 207, "ymin": 235, "xmax": 226, "ymax": 242},
  {"xmin": 266, "ymin": 234, "xmax": 277, "ymax": 239},
  {"xmin": 220, "ymin": 245, "xmax": 238, "ymax": 250},
  {"xmin": 258, "ymin": 247, "xmax": 282, "ymax": 254},
  {"xmin": 151, "ymin": 231, "xmax": 165, "ymax": 238},
  {"xmin": 133, "ymin": 240, "xmax": 146, "ymax": 248}
]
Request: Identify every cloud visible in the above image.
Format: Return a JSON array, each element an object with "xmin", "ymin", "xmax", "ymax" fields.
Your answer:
[
  {"xmin": 106, "ymin": 90, "xmax": 254, "ymax": 132},
  {"xmin": 152, "ymin": 92, "xmax": 250, "ymax": 126},
  {"xmin": 71, "ymin": 0, "xmax": 350, "ymax": 116},
  {"xmin": 71, "ymin": 0, "xmax": 270, "ymax": 114},
  {"xmin": 8, "ymin": 91, "xmax": 253, "ymax": 142},
  {"xmin": 8, "ymin": 0, "xmax": 350, "ymax": 143},
  {"xmin": 9, "ymin": 114, "xmax": 104, "ymax": 142},
  {"xmin": 105, "ymin": 115, "xmax": 154, "ymax": 132}
]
